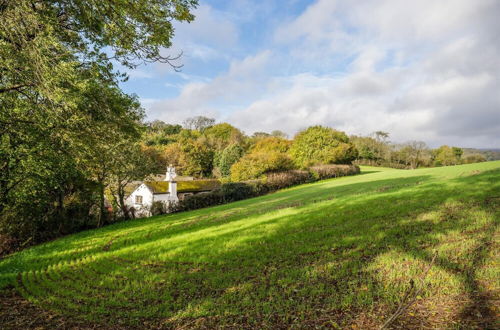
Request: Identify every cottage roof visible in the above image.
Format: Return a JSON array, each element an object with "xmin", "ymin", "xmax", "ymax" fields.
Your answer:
[
  {"xmin": 144, "ymin": 181, "xmax": 170, "ymax": 194},
  {"xmin": 178, "ymin": 180, "xmax": 221, "ymax": 193},
  {"xmin": 144, "ymin": 180, "xmax": 221, "ymax": 194}
]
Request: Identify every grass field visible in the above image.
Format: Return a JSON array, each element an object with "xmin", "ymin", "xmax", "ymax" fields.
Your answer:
[{"xmin": 1, "ymin": 162, "xmax": 499, "ymax": 328}]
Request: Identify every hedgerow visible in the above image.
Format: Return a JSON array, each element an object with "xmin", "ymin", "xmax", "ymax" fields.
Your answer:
[{"xmin": 171, "ymin": 164, "xmax": 359, "ymax": 212}]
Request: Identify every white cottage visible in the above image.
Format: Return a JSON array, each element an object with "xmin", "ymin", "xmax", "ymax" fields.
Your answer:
[
  {"xmin": 125, "ymin": 166, "xmax": 221, "ymax": 218},
  {"xmin": 125, "ymin": 166, "xmax": 179, "ymax": 217}
]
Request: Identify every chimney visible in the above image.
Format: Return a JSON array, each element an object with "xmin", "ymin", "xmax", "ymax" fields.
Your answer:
[
  {"xmin": 169, "ymin": 180, "xmax": 177, "ymax": 199},
  {"xmin": 166, "ymin": 164, "xmax": 177, "ymax": 181}
]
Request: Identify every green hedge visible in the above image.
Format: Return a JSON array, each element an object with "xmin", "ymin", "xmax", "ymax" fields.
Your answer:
[
  {"xmin": 170, "ymin": 164, "xmax": 360, "ymax": 213},
  {"xmin": 309, "ymin": 164, "xmax": 360, "ymax": 180}
]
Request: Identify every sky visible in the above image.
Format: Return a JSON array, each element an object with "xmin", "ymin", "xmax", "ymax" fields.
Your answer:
[{"xmin": 119, "ymin": 0, "xmax": 500, "ymax": 148}]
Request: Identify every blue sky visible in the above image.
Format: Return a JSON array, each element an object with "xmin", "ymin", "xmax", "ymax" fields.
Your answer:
[{"xmin": 120, "ymin": 0, "xmax": 500, "ymax": 148}]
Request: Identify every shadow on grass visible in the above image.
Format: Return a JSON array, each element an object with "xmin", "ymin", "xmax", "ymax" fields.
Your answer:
[
  {"xmin": 0, "ymin": 175, "xmax": 431, "ymax": 273},
  {"xmin": 2, "ymin": 169, "xmax": 499, "ymax": 328}
]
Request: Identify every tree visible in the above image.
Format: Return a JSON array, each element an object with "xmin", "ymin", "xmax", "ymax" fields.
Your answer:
[
  {"xmin": 374, "ymin": 131, "xmax": 390, "ymax": 142},
  {"xmin": 351, "ymin": 135, "xmax": 390, "ymax": 164},
  {"xmin": 290, "ymin": 126, "xmax": 358, "ymax": 168},
  {"xmin": 204, "ymin": 123, "xmax": 245, "ymax": 150},
  {"xmin": 0, "ymin": 0, "xmax": 198, "ymax": 245},
  {"xmin": 183, "ymin": 116, "xmax": 216, "ymax": 131},
  {"xmin": 251, "ymin": 132, "xmax": 271, "ymax": 139},
  {"xmin": 452, "ymin": 147, "xmax": 463, "ymax": 161},
  {"xmin": 214, "ymin": 144, "xmax": 245, "ymax": 177},
  {"xmin": 401, "ymin": 141, "xmax": 429, "ymax": 169},
  {"xmin": 433, "ymin": 145, "xmax": 459, "ymax": 166},
  {"xmin": 271, "ymin": 130, "xmax": 288, "ymax": 139},
  {"xmin": 73, "ymin": 82, "xmax": 145, "ymax": 227},
  {"xmin": 252, "ymin": 137, "xmax": 292, "ymax": 153},
  {"xmin": 230, "ymin": 137, "xmax": 294, "ymax": 181},
  {"xmin": 180, "ymin": 137, "xmax": 214, "ymax": 178},
  {"xmin": 108, "ymin": 144, "xmax": 162, "ymax": 220},
  {"xmin": 463, "ymin": 154, "xmax": 486, "ymax": 164}
]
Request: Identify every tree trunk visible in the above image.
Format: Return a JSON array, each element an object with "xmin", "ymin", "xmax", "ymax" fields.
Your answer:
[
  {"xmin": 118, "ymin": 181, "xmax": 130, "ymax": 220},
  {"xmin": 98, "ymin": 174, "xmax": 106, "ymax": 228}
]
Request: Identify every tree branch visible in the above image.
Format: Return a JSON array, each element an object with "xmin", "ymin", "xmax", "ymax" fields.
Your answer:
[{"xmin": 0, "ymin": 83, "xmax": 34, "ymax": 93}]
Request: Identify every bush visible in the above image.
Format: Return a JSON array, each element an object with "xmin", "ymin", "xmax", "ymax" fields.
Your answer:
[
  {"xmin": 463, "ymin": 154, "xmax": 487, "ymax": 164},
  {"xmin": 150, "ymin": 201, "xmax": 168, "ymax": 216},
  {"xmin": 244, "ymin": 180, "xmax": 270, "ymax": 196},
  {"xmin": 230, "ymin": 152, "xmax": 295, "ymax": 181},
  {"xmin": 220, "ymin": 182, "xmax": 256, "ymax": 202},
  {"xmin": 265, "ymin": 170, "xmax": 313, "ymax": 190},
  {"xmin": 173, "ymin": 190, "xmax": 224, "ymax": 212},
  {"xmin": 309, "ymin": 164, "xmax": 360, "ymax": 180},
  {"xmin": 0, "ymin": 234, "xmax": 19, "ymax": 257}
]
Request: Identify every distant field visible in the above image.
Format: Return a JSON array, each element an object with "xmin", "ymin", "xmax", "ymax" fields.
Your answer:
[{"xmin": 1, "ymin": 162, "xmax": 499, "ymax": 329}]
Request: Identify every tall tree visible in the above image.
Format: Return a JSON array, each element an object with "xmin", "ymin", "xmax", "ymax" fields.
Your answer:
[
  {"xmin": 0, "ymin": 0, "xmax": 198, "ymax": 245},
  {"xmin": 290, "ymin": 126, "xmax": 358, "ymax": 168},
  {"xmin": 183, "ymin": 116, "xmax": 216, "ymax": 131},
  {"xmin": 402, "ymin": 141, "xmax": 428, "ymax": 169}
]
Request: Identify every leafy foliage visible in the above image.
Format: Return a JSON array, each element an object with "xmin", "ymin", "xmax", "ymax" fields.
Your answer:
[
  {"xmin": 230, "ymin": 152, "xmax": 295, "ymax": 181},
  {"xmin": 433, "ymin": 145, "xmax": 463, "ymax": 166},
  {"xmin": 309, "ymin": 164, "xmax": 361, "ymax": 180},
  {"xmin": 213, "ymin": 144, "xmax": 245, "ymax": 177},
  {"xmin": 290, "ymin": 126, "xmax": 358, "ymax": 168},
  {"xmin": 0, "ymin": 0, "xmax": 198, "ymax": 248}
]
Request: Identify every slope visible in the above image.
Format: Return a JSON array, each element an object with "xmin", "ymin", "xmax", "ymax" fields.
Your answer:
[{"xmin": 1, "ymin": 162, "xmax": 499, "ymax": 328}]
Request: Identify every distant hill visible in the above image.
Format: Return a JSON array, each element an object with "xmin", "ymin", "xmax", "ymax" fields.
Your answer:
[{"xmin": 463, "ymin": 148, "xmax": 500, "ymax": 160}]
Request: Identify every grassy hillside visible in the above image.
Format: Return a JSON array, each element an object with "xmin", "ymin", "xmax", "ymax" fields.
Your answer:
[{"xmin": 1, "ymin": 162, "xmax": 499, "ymax": 328}]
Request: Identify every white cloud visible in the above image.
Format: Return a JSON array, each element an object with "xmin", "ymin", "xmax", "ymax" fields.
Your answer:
[
  {"xmin": 235, "ymin": 0, "xmax": 500, "ymax": 147},
  {"xmin": 168, "ymin": 4, "xmax": 238, "ymax": 63},
  {"xmin": 143, "ymin": 0, "xmax": 500, "ymax": 148},
  {"xmin": 144, "ymin": 51, "xmax": 272, "ymax": 124}
]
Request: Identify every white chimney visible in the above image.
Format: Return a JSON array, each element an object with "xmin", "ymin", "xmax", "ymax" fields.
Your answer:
[
  {"xmin": 169, "ymin": 181, "xmax": 177, "ymax": 199},
  {"xmin": 166, "ymin": 165, "xmax": 177, "ymax": 181}
]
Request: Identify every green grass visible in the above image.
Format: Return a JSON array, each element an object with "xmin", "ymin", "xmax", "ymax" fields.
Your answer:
[{"xmin": 1, "ymin": 162, "xmax": 499, "ymax": 328}]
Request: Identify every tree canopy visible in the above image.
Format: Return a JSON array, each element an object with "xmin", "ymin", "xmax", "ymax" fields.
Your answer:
[
  {"xmin": 0, "ymin": 0, "xmax": 198, "ymax": 249},
  {"xmin": 290, "ymin": 126, "xmax": 358, "ymax": 168}
]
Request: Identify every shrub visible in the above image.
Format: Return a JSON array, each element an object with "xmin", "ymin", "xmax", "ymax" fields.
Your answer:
[
  {"xmin": 174, "ymin": 190, "xmax": 224, "ymax": 212},
  {"xmin": 244, "ymin": 180, "xmax": 270, "ymax": 196},
  {"xmin": 309, "ymin": 164, "xmax": 360, "ymax": 180},
  {"xmin": 463, "ymin": 154, "xmax": 487, "ymax": 164},
  {"xmin": 265, "ymin": 170, "xmax": 313, "ymax": 190},
  {"xmin": 150, "ymin": 201, "xmax": 168, "ymax": 216},
  {"xmin": 220, "ymin": 182, "xmax": 256, "ymax": 202}
]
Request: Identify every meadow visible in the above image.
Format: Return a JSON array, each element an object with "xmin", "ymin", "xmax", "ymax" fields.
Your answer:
[{"xmin": 1, "ymin": 162, "xmax": 499, "ymax": 328}]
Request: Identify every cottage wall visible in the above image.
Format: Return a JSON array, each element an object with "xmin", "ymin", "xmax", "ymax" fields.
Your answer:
[
  {"xmin": 154, "ymin": 193, "xmax": 171, "ymax": 202},
  {"xmin": 125, "ymin": 184, "xmax": 154, "ymax": 217}
]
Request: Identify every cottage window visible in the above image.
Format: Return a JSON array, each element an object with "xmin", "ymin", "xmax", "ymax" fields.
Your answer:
[{"xmin": 135, "ymin": 195, "xmax": 143, "ymax": 204}]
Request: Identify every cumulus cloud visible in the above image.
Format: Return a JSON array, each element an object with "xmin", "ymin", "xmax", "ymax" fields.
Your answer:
[
  {"xmin": 171, "ymin": 4, "xmax": 238, "ymax": 62},
  {"xmin": 143, "ymin": 0, "xmax": 500, "ymax": 148},
  {"xmin": 234, "ymin": 0, "xmax": 500, "ymax": 147},
  {"xmin": 145, "ymin": 51, "xmax": 272, "ymax": 124}
]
